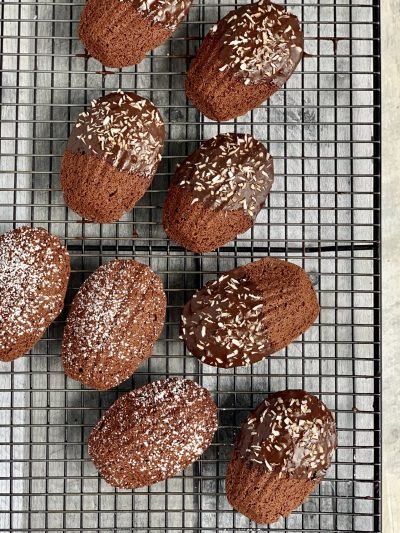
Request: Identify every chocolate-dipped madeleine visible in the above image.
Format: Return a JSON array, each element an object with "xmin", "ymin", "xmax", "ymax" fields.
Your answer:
[
  {"xmin": 163, "ymin": 132, "xmax": 274, "ymax": 253},
  {"xmin": 62, "ymin": 259, "xmax": 166, "ymax": 390},
  {"xmin": 60, "ymin": 91, "xmax": 165, "ymax": 223},
  {"xmin": 0, "ymin": 227, "xmax": 70, "ymax": 362},
  {"xmin": 88, "ymin": 377, "xmax": 218, "ymax": 488},
  {"xmin": 79, "ymin": 0, "xmax": 193, "ymax": 68},
  {"xmin": 181, "ymin": 257, "xmax": 319, "ymax": 368},
  {"xmin": 186, "ymin": 0, "xmax": 304, "ymax": 121},
  {"xmin": 226, "ymin": 390, "xmax": 337, "ymax": 524}
]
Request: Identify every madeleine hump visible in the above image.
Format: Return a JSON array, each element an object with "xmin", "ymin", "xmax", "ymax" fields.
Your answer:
[
  {"xmin": 180, "ymin": 257, "xmax": 319, "ymax": 368},
  {"xmin": 226, "ymin": 390, "xmax": 337, "ymax": 523}
]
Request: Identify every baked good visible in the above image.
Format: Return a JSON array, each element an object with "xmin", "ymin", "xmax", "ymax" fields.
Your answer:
[
  {"xmin": 185, "ymin": 0, "xmax": 304, "ymax": 121},
  {"xmin": 79, "ymin": 0, "xmax": 192, "ymax": 68},
  {"xmin": 0, "ymin": 226, "xmax": 70, "ymax": 362},
  {"xmin": 226, "ymin": 390, "xmax": 337, "ymax": 524},
  {"xmin": 88, "ymin": 377, "xmax": 218, "ymax": 488},
  {"xmin": 181, "ymin": 257, "xmax": 319, "ymax": 368},
  {"xmin": 62, "ymin": 259, "xmax": 166, "ymax": 390},
  {"xmin": 60, "ymin": 91, "xmax": 165, "ymax": 223},
  {"xmin": 163, "ymin": 132, "xmax": 274, "ymax": 253}
]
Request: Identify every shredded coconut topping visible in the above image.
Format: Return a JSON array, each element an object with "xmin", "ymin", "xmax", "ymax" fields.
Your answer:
[
  {"xmin": 67, "ymin": 90, "xmax": 164, "ymax": 176},
  {"xmin": 212, "ymin": 0, "xmax": 303, "ymax": 86},
  {"xmin": 181, "ymin": 272, "xmax": 270, "ymax": 368},
  {"xmin": 128, "ymin": 0, "xmax": 192, "ymax": 30},
  {"xmin": 175, "ymin": 133, "xmax": 274, "ymax": 220},
  {"xmin": 237, "ymin": 390, "xmax": 337, "ymax": 480}
]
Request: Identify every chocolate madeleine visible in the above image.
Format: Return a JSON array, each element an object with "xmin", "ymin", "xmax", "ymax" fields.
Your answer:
[
  {"xmin": 0, "ymin": 227, "xmax": 70, "ymax": 362},
  {"xmin": 60, "ymin": 91, "xmax": 165, "ymax": 223},
  {"xmin": 226, "ymin": 390, "xmax": 337, "ymax": 524},
  {"xmin": 186, "ymin": 0, "xmax": 304, "ymax": 121},
  {"xmin": 180, "ymin": 257, "xmax": 319, "ymax": 368},
  {"xmin": 79, "ymin": 0, "xmax": 192, "ymax": 68},
  {"xmin": 163, "ymin": 133, "xmax": 274, "ymax": 253},
  {"xmin": 88, "ymin": 377, "xmax": 218, "ymax": 488},
  {"xmin": 62, "ymin": 259, "xmax": 166, "ymax": 390}
]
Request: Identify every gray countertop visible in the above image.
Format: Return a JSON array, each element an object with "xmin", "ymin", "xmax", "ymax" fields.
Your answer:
[{"xmin": 382, "ymin": 1, "xmax": 400, "ymax": 532}]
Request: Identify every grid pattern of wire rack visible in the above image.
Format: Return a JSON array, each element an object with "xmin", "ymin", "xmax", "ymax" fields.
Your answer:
[{"xmin": 0, "ymin": 0, "xmax": 381, "ymax": 531}]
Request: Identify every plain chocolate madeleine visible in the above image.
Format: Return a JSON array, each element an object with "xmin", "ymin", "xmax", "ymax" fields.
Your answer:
[
  {"xmin": 181, "ymin": 257, "xmax": 319, "ymax": 368},
  {"xmin": 79, "ymin": 0, "xmax": 192, "ymax": 68},
  {"xmin": 186, "ymin": 0, "xmax": 303, "ymax": 121},
  {"xmin": 0, "ymin": 227, "xmax": 70, "ymax": 362},
  {"xmin": 60, "ymin": 91, "xmax": 165, "ymax": 223},
  {"xmin": 226, "ymin": 390, "xmax": 337, "ymax": 523},
  {"xmin": 62, "ymin": 259, "xmax": 166, "ymax": 390},
  {"xmin": 88, "ymin": 377, "xmax": 218, "ymax": 488},
  {"xmin": 163, "ymin": 133, "xmax": 274, "ymax": 253}
]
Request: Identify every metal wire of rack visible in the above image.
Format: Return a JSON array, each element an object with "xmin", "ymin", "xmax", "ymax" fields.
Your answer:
[{"xmin": 0, "ymin": 0, "xmax": 381, "ymax": 531}]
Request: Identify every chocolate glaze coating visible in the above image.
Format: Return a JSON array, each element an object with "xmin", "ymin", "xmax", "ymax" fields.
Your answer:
[
  {"xmin": 181, "ymin": 257, "xmax": 320, "ymax": 368},
  {"xmin": 129, "ymin": 0, "xmax": 192, "ymax": 31},
  {"xmin": 79, "ymin": 0, "xmax": 192, "ymax": 68},
  {"xmin": 181, "ymin": 273, "xmax": 270, "ymax": 367},
  {"xmin": 0, "ymin": 227, "xmax": 70, "ymax": 362},
  {"xmin": 212, "ymin": 0, "xmax": 303, "ymax": 87},
  {"xmin": 173, "ymin": 133, "xmax": 273, "ymax": 220},
  {"xmin": 185, "ymin": 0, "xmax": 304, "ymax": 121},
  {"xmin": 226, "ymin": 390, "xmax": 336, "ymax": 524},
  {"xmin": 66, "ymin": 91, "xmax": 164, "ymax": 176},
  {"xmin": 88, "ymin": 377, "xmax": 218, "ymax": 488},
  {"xmin": 236, "ymin": 390, "xmax": 337, "ymax": 480}
]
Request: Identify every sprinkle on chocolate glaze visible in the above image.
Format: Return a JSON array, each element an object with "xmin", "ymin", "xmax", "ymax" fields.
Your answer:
[
  {"xmin": 126, "ymin": 0, "xmax": 192, "ymax": 30},
  {"xmin": 236, "ymin": 390, "xmax": 337, "ymax": 480},
  {"xmin": 211, "ymin": 0, "xmax": 303, "ymax": 86},
  {"xmin": 180, "ymin": 272, "xmax": 270, "ymax": 368},
  {"xmin": 88, "ymin": 377, "xmax": 218, "ymax": 488},
  {"xmin": 67, "ymin": 90, "xmax": 164, "ymax": 175},
  {"xmin": 0, "ymin": 227, "xmax": 69, "ymax": 354},
  {"xmin": 175, "ymin": 133, "xmax": 274, "ymax": 220}
]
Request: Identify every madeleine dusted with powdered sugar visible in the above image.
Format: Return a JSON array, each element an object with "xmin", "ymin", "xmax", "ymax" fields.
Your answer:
[
  {"xmin": 226, "ymin": 390, "xmax": 337, "ymax": 523},
  {"xmin": 88, "ymin": 378, "xmax": 218, "ymax": 488},
  {"xmin": 62, "ymin": 259, "xmax": 166, "ymax": 390},
  {"xmin": 79, "ymin": 0, "xmax": 193, "ymax": 68},
  {"xmin": 163, "ymin": 132, "xmax": 274, "ymax": 252},
  {"xmin": 186, "ymin": 0, "xmax": 304, "ymax": 121},
  {"xmin": 0, "ymin": 227, "xmax": 70, "ymax": 362},
  {"xmin": 181, "ymin": 257, "xmax": 319, "ymax": 368},
  {"xmin": 61, "ymin": 91, "xmax": 165, "ymax": 223}
]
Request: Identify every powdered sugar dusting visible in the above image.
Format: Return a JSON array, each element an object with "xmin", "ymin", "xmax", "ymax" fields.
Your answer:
[
  {"xmin": 62, "ymin": 259, "xmax": 166, "ymax": 389},
  {"xmin": 88, "ymin": 377, "xmax": 218, "ymax": 488},
  {"xmin": 0, "ymin": 226, "xmax": 70, "ymax": 360}
]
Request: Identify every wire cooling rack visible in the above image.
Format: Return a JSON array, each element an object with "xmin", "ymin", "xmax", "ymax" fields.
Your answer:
[{"xmin": 0, "ymin": 0, "xmax": 381, "ymax": 531}]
